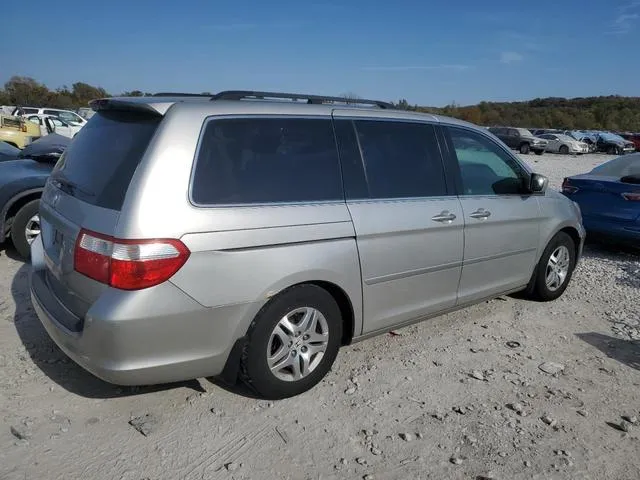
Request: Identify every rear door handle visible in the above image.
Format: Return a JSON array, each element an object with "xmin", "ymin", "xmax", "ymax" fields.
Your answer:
[
  {"xmin": 431, "ymin": 211, "xmax": 457, "ymax": 223},
  {"xmin": 470, "ymin": 209, "xmax": 491, "ymax": 219}
]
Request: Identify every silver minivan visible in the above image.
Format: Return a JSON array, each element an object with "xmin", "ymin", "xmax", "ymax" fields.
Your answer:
[{"xmin": 30, "ymin": 91, "xmax": 585, "ymax": 399}]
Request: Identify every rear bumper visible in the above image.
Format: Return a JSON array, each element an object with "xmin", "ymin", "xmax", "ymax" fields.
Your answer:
[{"xmin": 30, "ymin": 238, "xmax": 256, "ymax": 386}]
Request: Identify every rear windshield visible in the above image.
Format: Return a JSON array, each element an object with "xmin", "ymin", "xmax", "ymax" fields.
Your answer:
[
  {"xmin": 50, "ymin": 111, "xmax": 160, "ymax": 210},
  {"xmin": 1, "ymin": 116, "xmax": 23, "ymax": 129}
]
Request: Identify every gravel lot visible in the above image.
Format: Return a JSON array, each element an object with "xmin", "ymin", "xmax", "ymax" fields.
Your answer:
[{"xmin": 1, "ymin": 153, "xmax": 638, "ymax": 480}]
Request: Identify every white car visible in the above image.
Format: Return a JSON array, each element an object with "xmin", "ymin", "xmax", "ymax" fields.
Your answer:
[
  {"xmin": 12, "ymin": 107, "xmax": 87, "ymax": 127},
  {"xmin": 538, "ymin": 133, "xmax": 589, "ymax": 155},
  {"xmin": 25, "ymin": 114, "xmax": 83, "ymax": 139}
]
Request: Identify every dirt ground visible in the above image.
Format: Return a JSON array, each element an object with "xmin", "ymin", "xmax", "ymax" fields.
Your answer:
[{"xmin": 1, "ymin": 153, "xmax": 639, "ymax": 480}]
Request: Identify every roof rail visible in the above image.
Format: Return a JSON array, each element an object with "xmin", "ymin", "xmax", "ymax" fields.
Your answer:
[
  {"xmin": 210, "ymin": 90, "xmax": 394, "ymax": 109},
  {"xmin": 152, "ymin": 92, "xmax": 212, "ymax": 97}
]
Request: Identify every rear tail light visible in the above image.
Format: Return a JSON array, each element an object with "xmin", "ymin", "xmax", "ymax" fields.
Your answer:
[
  {"xmin": 622, "ymin": 193, "xmax": 640, "ymax": 201},
  {"xmin": 562, "ymin": 178, "xmax": 579, "ymax": 194},
  {"xmin": 74, "ymin": 229, "xmax": 190, "ymax": 290}
]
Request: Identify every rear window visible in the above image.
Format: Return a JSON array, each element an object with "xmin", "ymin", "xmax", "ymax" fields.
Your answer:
[
  {"xmin": 49, "ymin": 111, "xmax": 160, "ymax": 210},
  {"xmin": 1, "ymin": 117, "xmax": 23, "ymax": 129},
  {"xmin": 191, "ymin": 117, "xmax": 343, "ymax": 205}
]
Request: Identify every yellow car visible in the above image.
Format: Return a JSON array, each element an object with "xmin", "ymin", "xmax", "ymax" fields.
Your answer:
[{"xmin": 0, "ymin": 115, "xmax": 41, "ymax": 149}]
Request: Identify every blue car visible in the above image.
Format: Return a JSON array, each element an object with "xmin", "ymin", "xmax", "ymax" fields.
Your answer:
[{"xmin": 562, "ymin": 153, "xmax": 640, "ymax": 246}]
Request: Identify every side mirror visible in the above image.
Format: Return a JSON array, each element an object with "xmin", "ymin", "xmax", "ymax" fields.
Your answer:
[{"xmin": 530, "ymin": 173, "xmax": 548, "ymax": 193}]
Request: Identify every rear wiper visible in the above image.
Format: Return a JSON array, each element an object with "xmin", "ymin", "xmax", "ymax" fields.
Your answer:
[{"xmin": 50, "ymin": 177, "xmax": 94, "ymax": 197}]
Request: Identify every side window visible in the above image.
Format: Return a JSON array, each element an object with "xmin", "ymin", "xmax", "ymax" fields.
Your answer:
[
  {"xmin": 448, "ymin": 127, "xmax": 527, "ymax": 196},
  {"xmin": 27, "ymin": 116, "xmax": 41, "ymax": 125},
  {"xmin": 508, "ymin": 129, "xmax": 519, "ymax": 137},
  {"xmin": 43, "ymin": 110, "xmax": 58, "ymax": 116},
  {"xmin": 59, "ymin": 112, "xmax": 82, "ymax": 123},
  {"xmin": 22, "ymin": 108, "xmax": 37, "ymax": 114},
  {"xmin": 353, "ymin": 120, "xmax": 447, "ymax": 199},
  {"xmin": 191, "ymin": 117, "xmax": 343, "ymax": 205}
]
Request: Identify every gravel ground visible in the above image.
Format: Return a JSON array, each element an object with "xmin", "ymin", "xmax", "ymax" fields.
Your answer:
[{"xmin": 1, "ymin": 153, "xmax": 638, "ymax": 480}]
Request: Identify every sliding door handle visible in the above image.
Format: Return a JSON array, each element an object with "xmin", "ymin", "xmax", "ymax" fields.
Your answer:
[
  {"xmin": 431, "ymin": 211, "xmax": 457, "ymax": 223},
  {"xmin": 470, "ymin": 209, "xmax": 491, "ymax": 219}
]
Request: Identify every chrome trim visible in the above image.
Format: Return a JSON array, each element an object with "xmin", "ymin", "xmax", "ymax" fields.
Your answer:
[
  {"xmin": 365, "ymin": 260, "xmax": 463, "ymax": 285},
  {"xmin": 464, "ymin": 247, "xmax": 537, "ymax": 266}
]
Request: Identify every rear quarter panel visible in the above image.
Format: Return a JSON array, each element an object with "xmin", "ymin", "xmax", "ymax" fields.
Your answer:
[{"xmin": 119, "ymin": 103, "xmax": 364, "ymax": 340}]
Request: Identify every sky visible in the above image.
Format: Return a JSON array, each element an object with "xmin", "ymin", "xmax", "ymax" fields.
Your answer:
[{"xmin": 2, "ymin": 0, "xmax": 640, "ymax": 106}]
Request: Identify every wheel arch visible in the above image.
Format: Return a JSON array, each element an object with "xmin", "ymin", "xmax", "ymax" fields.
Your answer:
[
  {"xmin": 219, "ymin": 278, "xmax": 359, "ymax": 386},
  {"xmin": 1, "ymin": 189, "xmax": 43, "ymax": 237}
]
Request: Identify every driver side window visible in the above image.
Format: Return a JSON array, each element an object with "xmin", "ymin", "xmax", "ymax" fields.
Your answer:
[{"xmin": 448, "ymin": 126, "xmax": 528, "ymax": 196}]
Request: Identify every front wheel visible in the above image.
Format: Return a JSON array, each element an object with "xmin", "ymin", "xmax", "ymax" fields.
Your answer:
[
  {"xmin": 559, "ymin": 145, "xmax": 569, "ymax": 155},
  {"xmin": 240, "ymin": 284, "xmax": 342, "ymax": 399},
  {"xmin": 520, "ymin": 143, "xmax": 530, "ymax": 154},
  {"xmin": 10, "ymin": 199, "xmax": 40, "ymax": 260},
  {"xmin": 527, "ymin": 232, "xmax": 576, "ymax": 301}
]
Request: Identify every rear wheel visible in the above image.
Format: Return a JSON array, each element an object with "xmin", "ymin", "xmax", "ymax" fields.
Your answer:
[
  {"xmin": 559, "ymin": 145, "xmax": 569, "ymax": 154},
  {"xmin": 519, "ymin": 143, "xmax": 530, "ymax": 154},
  {"xmin": 240, "ymin": 284, "xmax": 342, "ymax": 399},
  {"xmin": 526, "ymin": 232, "xmax": 576, "ymax": 301},
  {"xmin": 534, "ymin": 149, "xmax": 544, "ymax": 156},
  {"xmin": 607, "ymin": 145, "xmax": 616, "ymax": 155},
  {"xmin": 10, "ymin": 199, "xmax": 40, "ymax": 259}
]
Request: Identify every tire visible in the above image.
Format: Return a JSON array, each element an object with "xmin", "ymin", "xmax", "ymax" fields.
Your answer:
[
  {"xmin": 519, "ymin": 143, "xmax": 530, "ymax": 154},
  {"xmin": 10, "ymin": 199, "xmax": 40, "ymax": 260},
  {"xmin": 240, "ymin": 284, "xmax": 343, "ymax": 399},
  {"xmin": 534, "ymin": 149, "xmax": 544, "ymax": 156},
  {"xmin": 527, "ymin": 232, "xmax": 576, "ymax": 301},
  {"xmin": 559, "ymin": 145, "xmax": 569, "ymax": 155},
  {"xmin": 607, "ymin": 145, "xmax": 616, "ymax": 155}
]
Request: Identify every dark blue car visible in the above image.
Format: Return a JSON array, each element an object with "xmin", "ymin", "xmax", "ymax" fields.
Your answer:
[{"xmin": 562, "ymin": 153, "xmax": 640, "ymax": 246}]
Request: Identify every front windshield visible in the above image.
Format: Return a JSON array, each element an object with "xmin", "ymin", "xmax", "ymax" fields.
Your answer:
[
  {"xmin": 591, "ymin": 153, "xmax": 640, "ymax": 177},
  {"xmin": 517, "ymin": 128, "xmax": 532, "ymax": 136}
]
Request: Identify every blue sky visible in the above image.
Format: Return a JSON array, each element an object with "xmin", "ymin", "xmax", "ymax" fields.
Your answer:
[{"xmin": 2, "ymin": 0, "xmax": 640, "ymax": 106}]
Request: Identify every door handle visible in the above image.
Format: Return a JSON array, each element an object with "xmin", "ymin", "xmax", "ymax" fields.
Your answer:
[
  {"xmin": 470, "ymin": 209, "xmax": 491, "ymax": 219},
  {"xmin": 431, "ymin": 211, "xmax": 457, "ymax": 223}
]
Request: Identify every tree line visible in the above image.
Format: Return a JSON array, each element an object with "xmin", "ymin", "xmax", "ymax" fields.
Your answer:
[
  {"xmin": 395, "ymin": 96, "xmax": 640, "ymax": 132},
  {"xmin": 1, "ymin": 76, "xmax": 639, "ymax": 132}
]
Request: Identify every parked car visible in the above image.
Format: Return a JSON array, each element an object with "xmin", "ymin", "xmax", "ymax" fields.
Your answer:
[
  {"xmin": 30, "ymin": 90, "xmax": 584, "ymax": 399},
  {"xmin": 25, "ymin": 114, "xmax": 83, "ymax": 138},
  {"xmin": 538, "ymin": 133, "xmax": 589, "ymax": 155},
  {"xmin": 0, "ymin": 134, "xmax": 70, "ymax": 258},
  {"xmin": 596, "ymin": 133, "xmax": 636, "ymax": 155},
  {"xmin": 487, "ymin": 127, "xmax": 548, "ymax": 155},
  {"xmin": 619, "ymin": 132, "xmax": 640, "ymax": 152},
  {"xmin": 0, "ymin": 142, "xmax": 20, "ymax": 162},
  {"xmin": 12, "ymin": 107, "xmax": 87, "ymax": 127},
  {"xmin": 562, "ymin": 153, "xmax": 640, "ymax": 247},
  {"xmin": 569, "ymin": 132, "xmax": 598, "ymax": 153},
  {"xmin": 0, "ymin": 114, "xmax": 41, "ymax": 149}
]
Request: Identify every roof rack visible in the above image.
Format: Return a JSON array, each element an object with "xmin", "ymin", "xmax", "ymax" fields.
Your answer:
[
  {"xmin": 210, "ymin": 90, "xmax": 393, "ymax": 109},
  {"xmin": 152, "ymin": 92, "xmax": 212, "ymax": 97}
]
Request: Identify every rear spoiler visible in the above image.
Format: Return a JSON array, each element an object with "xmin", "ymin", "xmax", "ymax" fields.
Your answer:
[{"xmin": 89, "ymin": 98, "xmax": 169, "ymax": 116}]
